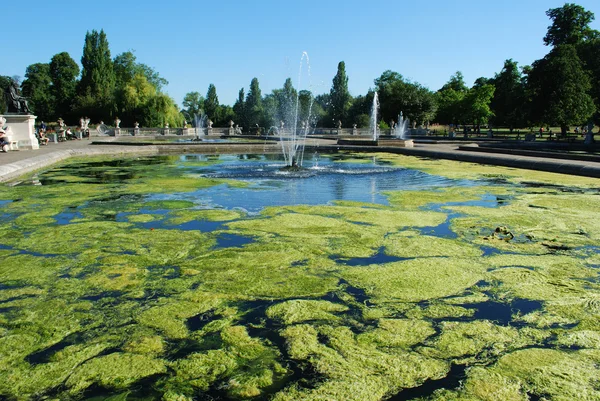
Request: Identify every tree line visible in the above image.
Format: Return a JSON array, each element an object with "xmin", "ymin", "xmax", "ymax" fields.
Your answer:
[
  {"xmin": 2, "ymin": 4, "xmax": 598, "ymax": 134},
  {"xmin": 0, "ymin": 30, "xmax": 181, "ymax": 127}
]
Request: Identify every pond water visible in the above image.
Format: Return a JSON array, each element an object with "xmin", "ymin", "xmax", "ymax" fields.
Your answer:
[{"xmin": 0, "ymin": 152, "xmax": 599, "ymax": 401}]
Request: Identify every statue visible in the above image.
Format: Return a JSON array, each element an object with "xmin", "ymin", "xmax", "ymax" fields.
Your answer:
[
  {"xmin": 184, "ymin": 120, "xmax": 188, "ymax": 128},
  {"xmin": 114, "ymin": 117, "xmax": 121, "ymax": 128},
  {"xmin": 207, "ymin": 119, "xmax": 213, "ymax": 129},
  {"xmin": 337, "ymin": 120, "xmax": 342, "ymax": 129},
  {"xmin": 229, "ymin": 120, "xmax": 234, "ymax": 128},
  {"xmin": 4, "ymin": 79, "xmax": 31, "ymax": 114},
  {"xmin": 280, "ymin": 120, "xmax": 285, "ymax": 130},
  {"xmin": 133, "ymin": 122, "xmax": 140, "ymax": 136}
]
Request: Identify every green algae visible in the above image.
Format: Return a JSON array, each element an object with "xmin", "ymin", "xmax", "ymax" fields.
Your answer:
[
  {"xmin": 165, "ymin": 326, "xmax": 287, "ymax": 399},
  {"xmin": 357, "ymin": 318, "xmax": 436, "ymax": 348},
  {"xmin": 383, "ymin": 233, "xmax": 482, "ymax": 258},
  {"xmin": 65, "ymin": 353, "xmax": 167, "ymax": 394},
  {"xmin": 0, "ymin": 153, "xmax": 599, "ymax": 400},
  {"xmin": 165, "ymin": 209, "xmax": 243, "ymax": 225},
  {"xmin": 266, "ymin": 300, "xmax": 349, "ymax": 325},
  {"xmin": 342, "ymin": 258, "xmax": 487, "ymax": 302},
  {"xmin": 275, "ymin": 324, "xmax": 448, "ymax": 401},
  {"xmin": 420, "ymin": 321, "xmax": 529, "ymax": 362}
]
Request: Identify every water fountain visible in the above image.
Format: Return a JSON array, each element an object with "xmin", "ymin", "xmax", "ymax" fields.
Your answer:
[
  {"xmin": 393, "ymin": 111, "xmax": 410, "ymax": 140},
  {"xmin": 193, "ymin": 113, "xmax": 208, "ymax": 140},
  {"xmin": 278, "ymin": 52, "xmax": 313, "ymax": 168},
  {"xmin": 370, "ymin": 92, "xmax": 380, "ymax": 141}
]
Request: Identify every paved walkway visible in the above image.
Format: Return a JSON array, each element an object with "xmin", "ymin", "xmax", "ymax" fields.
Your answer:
[{"xmin": 1, "ymin": 138, "xmax": 599, "ymax": 183}]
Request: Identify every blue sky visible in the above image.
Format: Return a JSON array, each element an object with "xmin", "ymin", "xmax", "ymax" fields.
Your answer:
[{"xmin": 4, "ymin": 0, "xmax": 600, "ymax": 107}]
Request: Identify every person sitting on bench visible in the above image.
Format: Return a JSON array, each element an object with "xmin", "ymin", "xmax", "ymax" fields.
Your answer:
[{"xmin": 0, "ymin": 129, "xmax": 10, "ymax": 152}]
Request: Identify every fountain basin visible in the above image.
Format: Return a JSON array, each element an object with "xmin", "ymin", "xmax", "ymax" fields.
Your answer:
[{"xmin": 336, "ymin": 138, "xmax": 414, "ymax": 147}]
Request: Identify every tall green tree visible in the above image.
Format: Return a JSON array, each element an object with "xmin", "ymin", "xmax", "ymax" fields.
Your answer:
[
  {"xmin": 463, "ymin": 84, "xmax": 496, "ymax": 133},
  {"xmin": 21, "ymin": 63, "xmax": 54, "ymax": 121},
  {"xmin": 528, "ymin": 45, "xmax": 595, "ymax": 134},
  {"xmin": 49, "ymin": 52, "xmax": 80, "ymax": 121},
  {"xmin": 434, "ymin": 72, "xmax": 468, "ymax": 125},
  {"xmin": 181, "ymin": 91, "xmax": 205, "ymax": 122},
  {"xmin": 245, "ymin": 78, "xmax": 263, "ymax": 128},
  {"xmin": 579, "ymin": 38, "xmax": 600, "ymax": 124},
  {"xmin": 204, "ymin": 84, "xmax": 220, "ymax": 123},
  {"xmin": 77, "ymin": 29, "xmax": 115, "ymax": 120},
  {"xmin": 329, "ymin": 61, "xmax": 351, "ymax": 126},
  {"xmin": 233, "ymin": 88, "xmax": 246, "ymax": 129},
  {"xmin": 489, "ymin": 59, "xmax": 526, "ymax": 129},
  {"xmin": 544, "ymin": 3, "xmax": 597, "ymax": 47},
  {"xmin": 375, "ymin": 70, "xmax": 436, "ymax": 127}
]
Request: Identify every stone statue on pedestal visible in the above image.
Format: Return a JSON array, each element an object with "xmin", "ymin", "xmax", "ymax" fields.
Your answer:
[
  {"xmin": 4, "ymin": 79, "xmax": 31, "ymax": 114},
  {"xmin": 115, "ymin": 117, "xmax": 121, "ymax": 128}
]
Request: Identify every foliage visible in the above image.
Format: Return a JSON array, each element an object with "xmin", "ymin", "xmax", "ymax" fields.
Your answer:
[
  {"xmin": 375, "ymin": 70, "xmax": 436, "ymax": 127},
  {"xmin": 233, "ymin": 88, "xmax": 246, "ymax": 129},
  {"xmin": 245, "ymin": 78, "xmax": 263, "ymax": 129},
  {"xmin": 181, "ymin": 91, "xmax": 204, "ymax": 122},
  {"xmin": 77, "ymin": 29, "xmax": 115, "ymax": 121},
  {"xmin": 204, "ymin": 84, "xmax": 220, "ymax": 123},
  {"xmin": 329, "ymin": 61, "xmax": 351, "ymax": 125},
  {"xmin": 463, "ymin": 83, "xmax": 495, "ymax": 128},
  {"xmin": 434, "ymin": 72, "xmax": 468, "ymax": 125},
  {"xmin": 489, "ymin": 59, "xmax": 526, "ymax": 129},
  {"xmin": 527, "ymin": 44, "xmax": 595, "ymax": 133},
  {"xmin": 21, "ymin": 63, "xmax": 54, "ymax": 121},
  {"xmin": 0, "ymin": 75, "xmax": 11, "ymax": 113},
  {"xmin": 544, "ymin": 3, "xmax": 597, "ymax": 47},
  {"xmin": 49, "ymin": 52, "xmax": 79, "ymax": 122}
]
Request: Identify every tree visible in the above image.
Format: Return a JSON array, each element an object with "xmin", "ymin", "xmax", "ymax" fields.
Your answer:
[
  {"xmin": 329, "ymin": 61, "xmax": 351, "ymax": 126},
  {"xmin": 77, "ymin": 29, "xmax": 115, "ymax": 120},
  {"xmin": 579, "ymin": 38, "xmax": 600, "ymax": 124},
  {"xmin": 114, "ymin": 51, "xmax": 168, "ymax": 91},
  {"xmin": 21, "ymin": 63, "xmax": 54, "ymax": 121},
  {"xmin": 181, "ymin": 91, "xmax": 204, "ymax": 121},
  {"xmin": 233, "ymin": 88, "xmax": 246, "ymax": 129},
  {"xmin": 245, "ymin": 78, "xmax": 263, "ymax": 128},
  {"xmin": 489, "ymin": 59, "xmax": 526, "ymax": 129},
  {"xmin": 528, "ymin": 45, "xmax": 595, "ymax": 134},
  {"xmin": 434, "ymin": 72, "xmax": 468, "ymax": 125},
  {"xmin": 463, "ymin": 84, "xmax": 495, "ymax": 133},
  {"xmin": 119, "ymin": 74, "xmax": 157, "ymax": 126},
  {"xmin": 204, "ymin": 84, "xmax": 220, "ymax": 123},
  {"xmin": 0, "ymin": 76, "xmax": 11, "ymax": 113},
  {"xmin": 374, "ymin": 71, "xmax": 436, "ymax": 127},
  {"xmin": 49, "ymin": 52, "xmax": 80, "ymax": 121},
  {"xmin": 544, "ymin": 4, "xmax": 596, "ymax": 47}
]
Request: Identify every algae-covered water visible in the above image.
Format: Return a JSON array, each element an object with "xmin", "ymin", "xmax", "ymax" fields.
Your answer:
[{"xmin": 0, "ymin": 152, "xmax": 599, "ymax": 401}]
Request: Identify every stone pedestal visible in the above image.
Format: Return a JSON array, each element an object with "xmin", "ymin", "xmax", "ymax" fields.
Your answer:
[
  {"xmin": 115, "ymin": 128, "xmax": 121, "ymax": 136},
  {"xmin": 2, "ymin": 114, "xmax": 39, "ymax": 150},
  {"xmin": 228, "ymin": 128, "xmax": 234, "ymax": 136}
]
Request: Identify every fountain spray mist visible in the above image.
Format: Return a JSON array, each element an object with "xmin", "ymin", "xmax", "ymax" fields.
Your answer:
[{"xmin": 370, "ymin": 92, "xmax": 380, "ymax": 141}]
